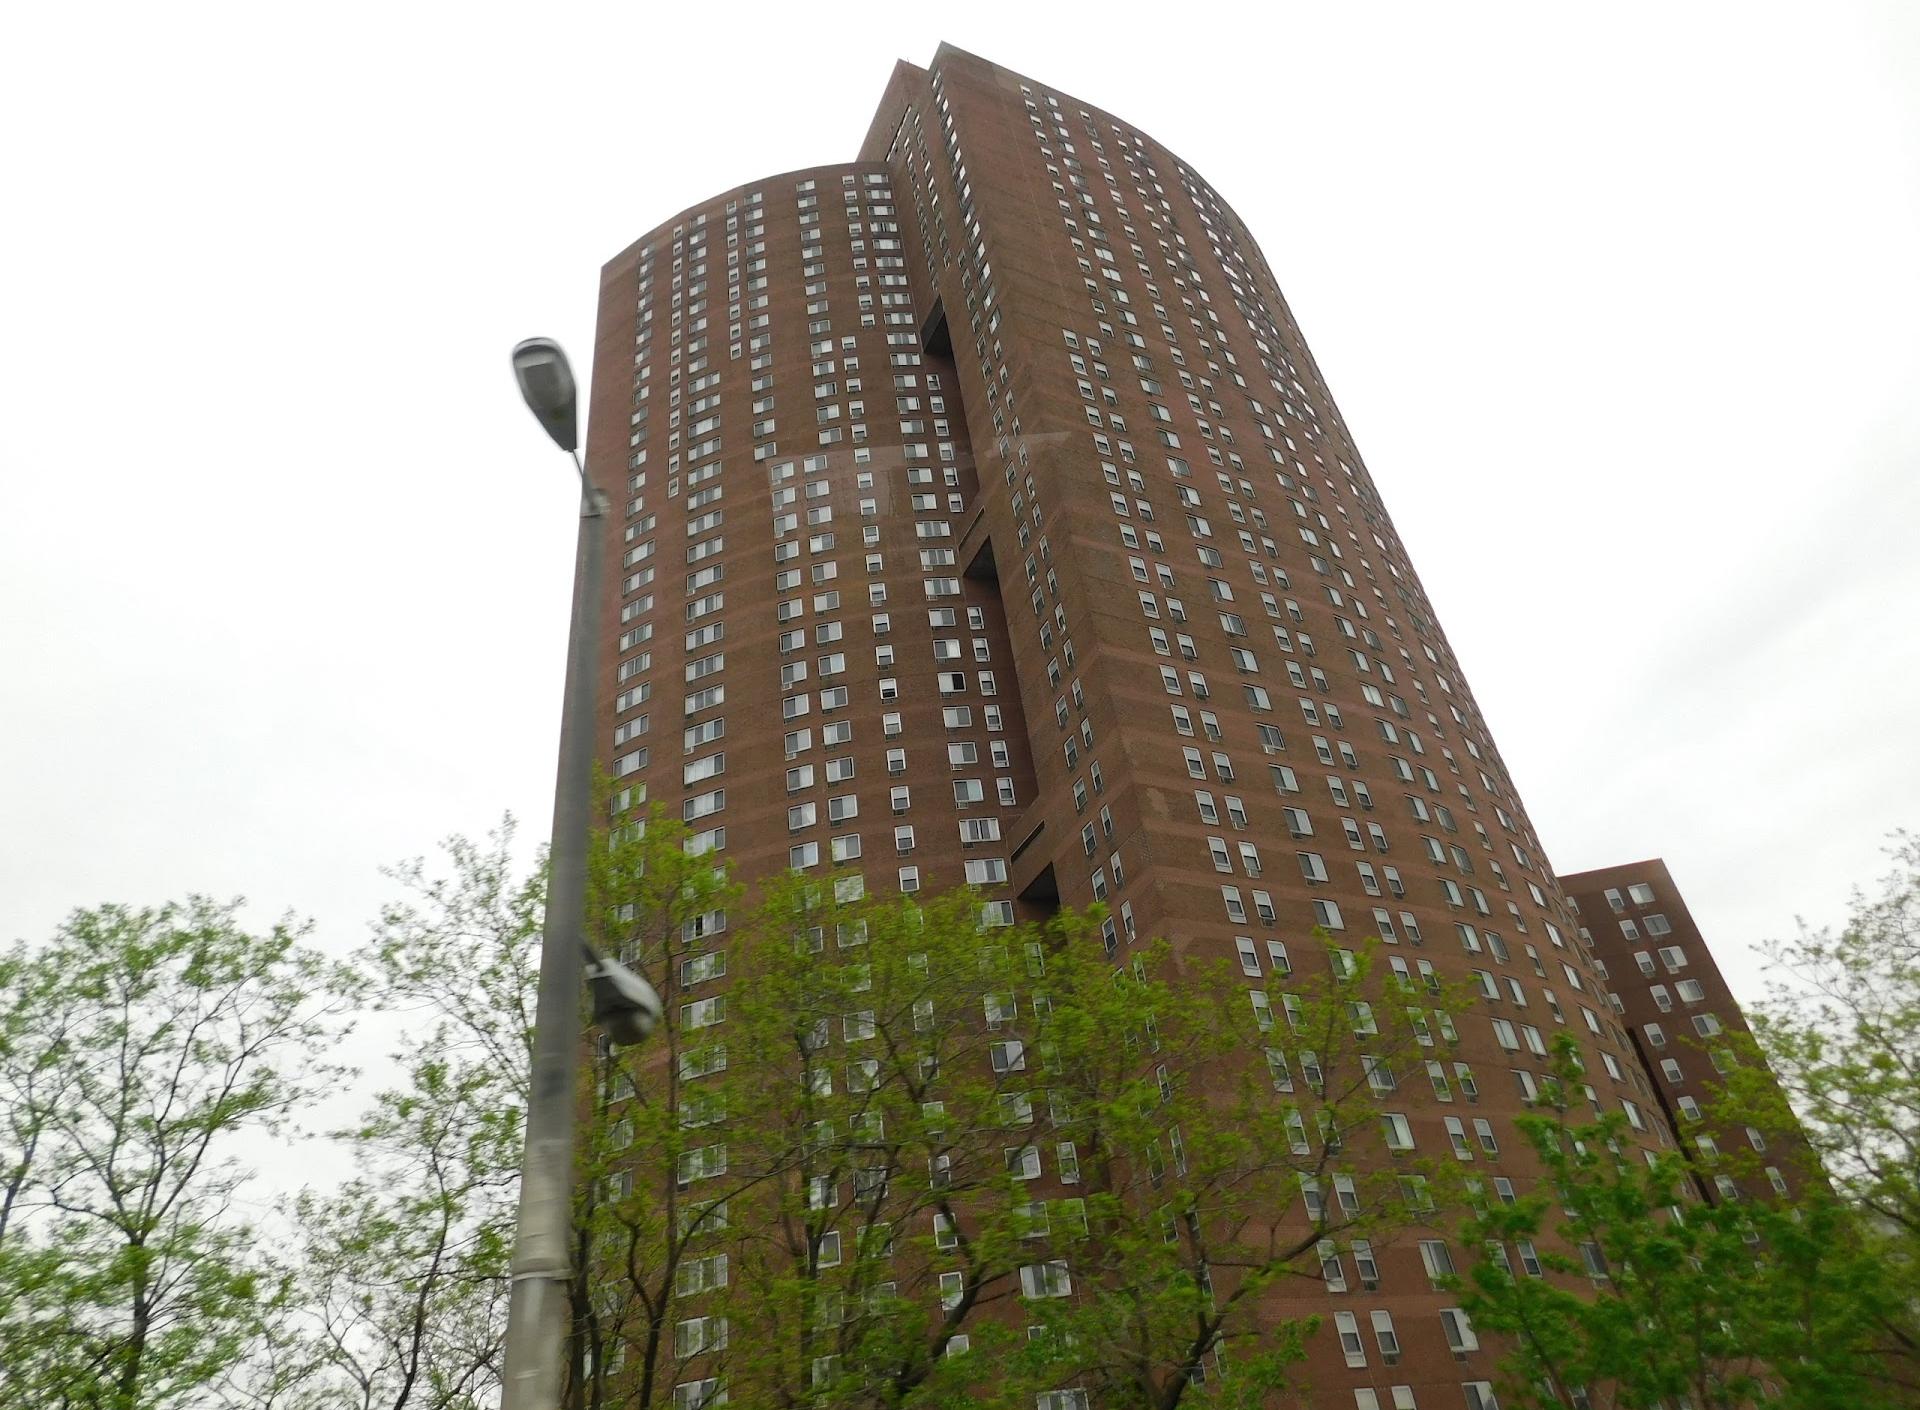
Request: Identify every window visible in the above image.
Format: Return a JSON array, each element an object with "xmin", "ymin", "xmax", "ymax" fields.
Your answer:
[
  {"xmin": 1334, "ymin": 1310, "xmax": 1366, "ymax": 1367},
  {"xmin": 676, "ymin": 1143, "xmax": 728, "ymax": 1185},
  {"xmin": 935, "ymin": 1269, "xmax": 966, "ymax": 1310},
  {"xmin": 1019, "ymin": 1261, "xmax": 1072, "ymax": 1299},
  {"xmin": 1319, "ymin": 1239, "xmax": 1348, "ymax": 1292},
  {"xmin": 674, "ymin": 1315, "xmax": 729, "ymax": 1358},
  {"xmin": 1439, "ymin": 1307, "xmax": 1479, "ymax": 1354},
  {"xmin": 966, "ymin": 857, "xmax": 1009, "ymax": 885},
  {"xmin": 1351, "ymin": 1238, "xmax": 1380, "ymax": 1289},
  {"xmin": 675, "ymin": 1253, "xmax": 729, "ymax": 1295},
  {"xmin": 1370, "ymin": 1309, "xmax": 1401, "ymax": 1362},
  {"xmin": 1334, "ymin": 1172, "xmax": 1361, "ymax": 1215},
  {"xmin": 1418, "ymin": 1239, "xmax": 1455, "ymax": 1283}
]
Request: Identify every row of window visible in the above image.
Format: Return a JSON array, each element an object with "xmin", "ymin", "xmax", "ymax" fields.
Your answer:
[
  {"xmin": 619, "ymin": 174, "xmax": 1034, "ymax": 903},
  {"xmin": 940, "ymin": 74, "xmax": 1666, "ymax": 1206}
]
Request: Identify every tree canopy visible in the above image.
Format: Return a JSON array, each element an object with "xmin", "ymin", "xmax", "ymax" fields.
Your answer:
[{"xmin": 8, "ymin": 823, "xmax": 1919, "ymax": 1410}]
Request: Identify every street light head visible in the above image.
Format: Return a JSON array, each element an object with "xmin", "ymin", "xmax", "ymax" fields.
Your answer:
[
  {"xmin": 586, "ymin": 948, "xmax": 664, "ymax": 1048},
  {"xmin": 511, "ymin": 337, "xmax": 579, "ymax": 454}
]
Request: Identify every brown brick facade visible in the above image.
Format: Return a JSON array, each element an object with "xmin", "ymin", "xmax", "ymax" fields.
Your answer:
[
  {"xmin": 1562, "ymin": 859, "xmax": 1810, "ymax": 1205},
  {"xmin": 584, "ymin": 44, "xmax": 1695, "ymax": 1410}
]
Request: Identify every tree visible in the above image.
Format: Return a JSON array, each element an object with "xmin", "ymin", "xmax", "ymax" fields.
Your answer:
[
  {"xmin": 569, "ymin": 814, "xmax": 1047, "ymax": 1410},
  {"xmin": 274, "ymin": 1056, "xmax": 518, "ymax": 1410},
  {"xmin": 1007, "ymin": 934, "xmax": 1474, "ymax": 1410},
  {"xmin": 271, "ymin": 821, "xmax": 540, "ymax": 1410},
  {"xmin": 259, "ymin": 807, "xmax": 750, "ymax": 1410},
  {"xmin": 570, "ymin": 818, "xmax": 1475, "ymax": 1410},
  {"xmin": 1458, "ymin": 1038, "xmax": 1901, "ymax": 1410},
  {"xmin": 0, "ymin": 897, "xmax": 353, "ymax": 1410},
  {"xmin": 565, "ymin": 803, "xmax": 743, "ymax": 1410},
  {"xmin": 1729, "ymin": 833, "xmax": 1920, "ymax": 1401},
  {"xmin": 620, "ymin": 870, "xmax": 1041, "ymax": 1410}
]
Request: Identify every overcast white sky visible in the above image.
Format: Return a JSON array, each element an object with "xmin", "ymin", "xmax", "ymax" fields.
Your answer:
[{"xmin": 4, "ymin": 1, "xmax": 1916, "ymax": 1012}]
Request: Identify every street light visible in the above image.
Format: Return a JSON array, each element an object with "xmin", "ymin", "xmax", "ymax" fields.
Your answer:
[{"xmin": 502, "ymin": 337, "xmax": 663, "ymax": 1410}]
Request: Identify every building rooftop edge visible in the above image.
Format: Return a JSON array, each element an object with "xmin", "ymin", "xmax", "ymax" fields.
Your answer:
[
  {"xmin": 1560, "ymin": 859, "xmax": 1675, "ymax": 884},
  {"xmin": 594, "ymin": 159, "xmax": 892, "ymax": 281}
]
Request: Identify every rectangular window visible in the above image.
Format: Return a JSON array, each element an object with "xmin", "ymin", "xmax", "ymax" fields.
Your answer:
[
  {"xmin": 1333, "ymin": 1310, "xmax": 1366, "ymax": 1367},
  {"xmin": 1019, "ymin": 1261, "xmax": 1072, "ymax": 1299},
  {"xmin": 1440, "ymin": 1308, "xmax": 1479, "ymax": 1354}
]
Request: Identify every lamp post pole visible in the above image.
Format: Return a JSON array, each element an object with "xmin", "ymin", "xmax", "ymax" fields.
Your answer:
[{"xmin": 502, "ymin": 338, "xmax": 613, "ymax": 1410}]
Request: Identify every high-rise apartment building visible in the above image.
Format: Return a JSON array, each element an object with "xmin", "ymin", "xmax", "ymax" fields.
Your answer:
[
  {"xmin": 1562, "ymin": 859, "xmax": 1807, "ymax": 1205},
  {"xmin": 584, "ymin": 44, "xmax": 1674, "ymax": 1408}
]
